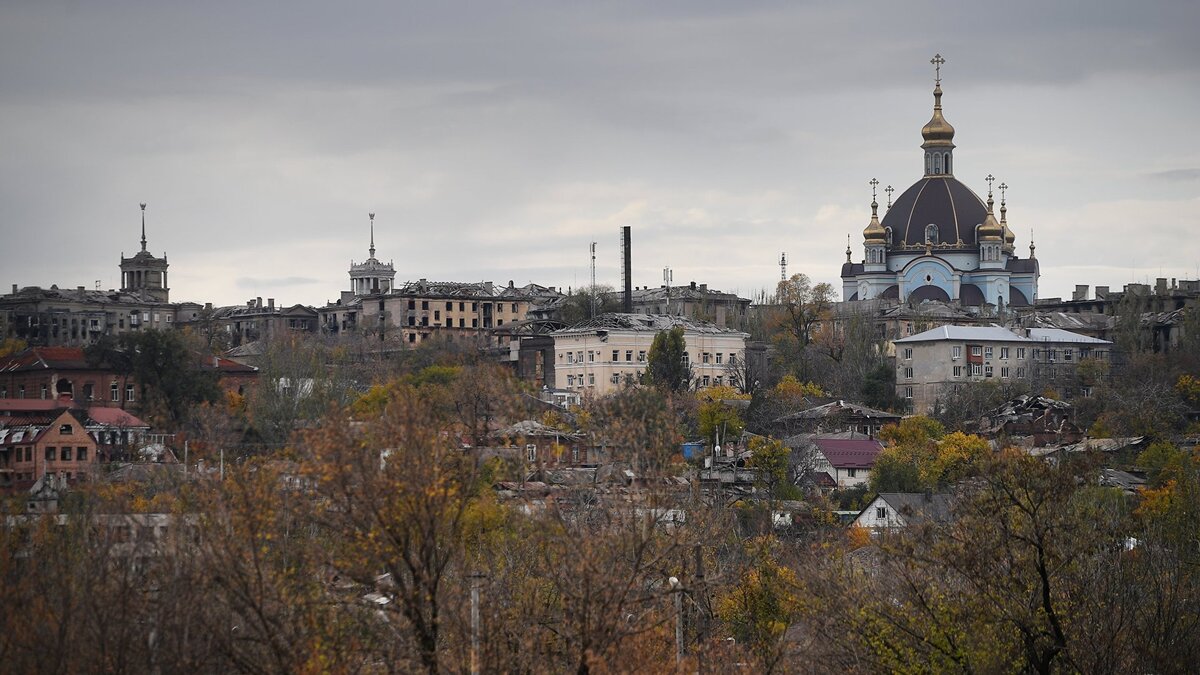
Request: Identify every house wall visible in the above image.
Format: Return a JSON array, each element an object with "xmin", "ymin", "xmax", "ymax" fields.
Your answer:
[
  {"xmin": 852, "ymin": 495, "xmax": 905, "ymax": 529},
  {"xmin": 2, "ymin": 411, "xmax": 98, "ymax": 490},
  {"xmin": 551, "ymin": 329, "xmax": 747, "ymax": 396}
]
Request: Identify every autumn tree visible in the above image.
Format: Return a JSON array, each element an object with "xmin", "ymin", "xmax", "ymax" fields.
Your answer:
[
  {"xmin": 767, "ymin": 273, "xmax": 835, "ymax": 381},
  {"xmin": 869, "ymin": 417, "xmax": 990, "ymax": 493}
]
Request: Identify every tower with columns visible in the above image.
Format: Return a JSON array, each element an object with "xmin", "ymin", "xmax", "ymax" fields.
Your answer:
[
  {"xmin": 349, "ymin": 212, "xmax": 396, "ymax": 296},
  {"xmin": 119, "ymin": 203, "xmax": 170, "ymax": 302}
]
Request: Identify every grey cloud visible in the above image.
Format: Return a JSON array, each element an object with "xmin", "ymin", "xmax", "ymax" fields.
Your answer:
[{"xmin": 1147, "ymin": 168, "xmax": 1200, "ymax": 182}]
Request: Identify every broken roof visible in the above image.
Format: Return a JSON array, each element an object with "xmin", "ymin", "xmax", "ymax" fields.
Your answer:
[
  {"xmin": 553, "ymin": 313, "xmax": 748, "ymax": 336},
  {"xmin": 775, "ymin": 399, "xmax": 901, "ymax": 423},
  {"xmin": 895, "ymin": 324, "xmax": 1108, "ymax": 345}
]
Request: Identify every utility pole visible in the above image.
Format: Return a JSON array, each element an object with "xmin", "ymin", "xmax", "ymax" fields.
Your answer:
[
  {"xmin": 470, "ymin": 571, "xmax": 485, "ymax": 675},
  {"xmin": 669, "ymin": 576, "xmax": 683, "ymax": 664}
]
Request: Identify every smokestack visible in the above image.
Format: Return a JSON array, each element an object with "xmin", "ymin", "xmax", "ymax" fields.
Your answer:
[
  {"xmin": 268, "ymin": 298, "xmax": 275, "ymax": 309},
  {"xmin": 622, "ymin": 225, "xmax": 632, "ymax": 313}
]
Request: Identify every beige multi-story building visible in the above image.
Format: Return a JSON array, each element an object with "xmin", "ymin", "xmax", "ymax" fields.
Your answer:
[
  {"xmin": 549, "ymin": 314, "xmax": 749, "ymax": 397},
  {"xmin": 362, "ymin": 280, "xmax": 562, "ymax": 346},
  {"xmin": 894, "ymin": 325, "xmax": 1112, "ymax": 413}
]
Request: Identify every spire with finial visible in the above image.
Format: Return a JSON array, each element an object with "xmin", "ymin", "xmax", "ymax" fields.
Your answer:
[
  {"xmin": 139, "ymin": 202, "xmax": 147, "ymax": 252},
  {"xmin": 885, "ymin": 184, "xmax": 894, "ymax": 210},
  {"xmin": 999, "ymin": 182, "xmax": 1016, "ymax": 248},
  {"xmin": 979, "ymin": 174, "xmax": 1003, "ymax": 242},
  {"xmin": 845, "ymin": 234, "xmax": 852, "ymax": 262},
  {"xmin": 1029, "ymin": 228, "xmax": 1036, "ymax": 258},
  {"xmin": 921, "ymin": 54, "xmax": 955, "ymax": 176},
  {"xmin": 368, "ymin": 212, "xmax": 376, "ymax": 259},
  {"xmin": 863, "ymin": 178, "xmax": 886, "ymax": 244}
]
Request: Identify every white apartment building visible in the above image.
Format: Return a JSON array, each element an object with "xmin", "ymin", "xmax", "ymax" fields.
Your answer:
[
  {"xmin": 894, "ymin": 325, "xmax": 1112, "ymax": 413},
  {"xmin": 549, "ymin": 314, "xmax": 749, "ymax": 397}
]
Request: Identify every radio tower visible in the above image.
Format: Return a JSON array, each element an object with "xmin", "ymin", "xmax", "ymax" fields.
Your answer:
[
  {"xmin": 589, "ymin": 242, "xmax": 597, "ymax": 318},
  {"xmin": 779, "ymin": 252, "xmax": 788, "ymax": 281}
]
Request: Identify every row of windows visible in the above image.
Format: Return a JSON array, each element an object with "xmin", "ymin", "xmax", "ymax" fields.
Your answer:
[
  {"xmin": 563, "ymin": 373, "xmax": 728, "ymax": 389},
  {"xmin": 405, "ymin": 300, "xmax": 521, "ymax": 313},
  {"xmin": 950, "ymin": 364, "xmax": 1026, "ymax": 379},
  {"xmin": 563, "ymin": 350, "xmax": 737, "ymax": 365},
  {"xmin": 949, "ymin": 345, "xmax": 1026, "ymax": 360},
  {"xmin": 0, "ymin": 383, "xmax": 134, "ymax": 401},
  {"xmin": 1, "ymin": 446, "xmax": 89, "ymax": 465}
]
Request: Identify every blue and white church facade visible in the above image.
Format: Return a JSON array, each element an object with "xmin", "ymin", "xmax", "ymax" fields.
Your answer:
[{"xmin": 841, "ymin": 56, "xmax": 1038, "ymax": 309}]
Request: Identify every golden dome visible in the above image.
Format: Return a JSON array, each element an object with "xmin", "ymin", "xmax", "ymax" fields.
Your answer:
[
  {"xmin": 921, "ymin": 84, "xmax": 956, "ymax": 149},
  {"xmin": 863, "ymin": 200, "xmax": 886, "ymax": 243},
  {"xmin": 979, "ymin": 211, "xmax": 1003, "ymax": 241}
]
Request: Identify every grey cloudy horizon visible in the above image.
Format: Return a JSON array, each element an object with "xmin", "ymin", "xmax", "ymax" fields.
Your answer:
[{"xmin": 3, "ymin": 0, "xmax": 1199, "ymax": 308}]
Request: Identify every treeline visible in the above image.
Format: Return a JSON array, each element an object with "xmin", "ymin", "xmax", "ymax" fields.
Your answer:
[{"xmin": 3, "ymin": 358, "xmax": 1199, "ymax": 672}]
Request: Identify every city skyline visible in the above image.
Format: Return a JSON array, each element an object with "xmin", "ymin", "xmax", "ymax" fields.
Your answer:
[{"xmin": 2, "ymin": 1, "xmax": 1198, "ymax": 308}]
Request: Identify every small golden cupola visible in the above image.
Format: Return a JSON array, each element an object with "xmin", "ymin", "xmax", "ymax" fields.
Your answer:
[
  {"xmin": 863, "ymin": 178, "xmax": 887, "ymax": 242},
  {"xmin": 922, "ymin": 54, "xmax": 956, "ymax": 176},
  {"xmin": 999, "ymin": 182, "xmax": 1016, "ymax": 250},
  {"xmin": 979, "ymin": 176, "xmax": 1003, "ymax": 241}
]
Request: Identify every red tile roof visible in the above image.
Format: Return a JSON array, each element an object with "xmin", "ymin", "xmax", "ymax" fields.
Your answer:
[
  {"xmin": 85, "ymin": 407, "xmax": 148, "ymax": 428},
  {"xmin": 0, "ymin": 346, "xmax": 90, "ymax": 372},
  {"xmin": 813, "ymin": 438, "xmax": 885, "ymax": 469}
]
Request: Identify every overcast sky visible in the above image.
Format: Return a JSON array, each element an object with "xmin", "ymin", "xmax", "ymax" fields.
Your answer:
[{"xmin": 2, "ymin": 1, "xmax": 1198, "ymax": 308}]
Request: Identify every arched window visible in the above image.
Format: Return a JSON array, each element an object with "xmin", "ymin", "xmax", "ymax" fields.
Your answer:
[
  {"xmin": 933, "ymin": 155, "xmax": 942, "ymax": 174},
  {"xmin": 925, "ymin": 224, "xmax": 939, "ymax": 245},
  {"xmin": 944, "ymin": 153, "xmax": 951, "ymax": 174}
]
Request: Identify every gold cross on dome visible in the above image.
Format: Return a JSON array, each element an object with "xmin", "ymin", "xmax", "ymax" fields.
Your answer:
[
  {"xmin": 869, "ymin": 177, "xmax": 879, "ymax": 201},
  {"xmin": 999, "ymin": 182, "xmax": 1008, "ymax": 205},
  {"xmin": 931, "ymin": 54, "xmax": 945, "ymax": 85},
  {"xmin": 985, "ymin": 174, "xmax": 995, "ymax": 197},
  {"xmin": 885, "ymin": 185, "xmax": 895, "ymax": 208}
]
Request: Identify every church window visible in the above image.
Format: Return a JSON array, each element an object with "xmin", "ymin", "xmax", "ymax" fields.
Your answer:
[
  {"xmin": 925, "ymin": 224, "xmax": 938, "ymax": 244},
  {"xmin": 944, "ymin": 153, "xmax": 951, "ymax": 173}
]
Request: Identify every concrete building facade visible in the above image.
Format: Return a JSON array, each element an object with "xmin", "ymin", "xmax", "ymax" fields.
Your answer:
[
  {"xmin": 894, "ymin": 325, "xmax": 1112, "ymax": 413},
  {"xmin": 549, "ymin": 314, "xmax": 749, "ymax": 397}
]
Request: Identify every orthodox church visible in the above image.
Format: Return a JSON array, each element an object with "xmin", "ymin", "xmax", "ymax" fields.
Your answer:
[{"xmin": 841, "ymin": 56, "xmax": 1038, "ymax": 308}]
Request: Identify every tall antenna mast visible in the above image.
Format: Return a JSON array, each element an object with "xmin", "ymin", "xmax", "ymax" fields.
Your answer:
[
  {"xmin": 663, "ymin": 266, "xmax": 673, "ymax": 314},
  {"xmin": 590, "ymin": 241, "xmax": 597, "ymax": 318},
  {"xmin": 780, "ymin": 252, "xmax": 787, "ymax": 281}
]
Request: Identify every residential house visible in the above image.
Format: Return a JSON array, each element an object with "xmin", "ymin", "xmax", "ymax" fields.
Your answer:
[{"xmin": 854, "ymin": 492, "xmax": 954, "ymax": 529}]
